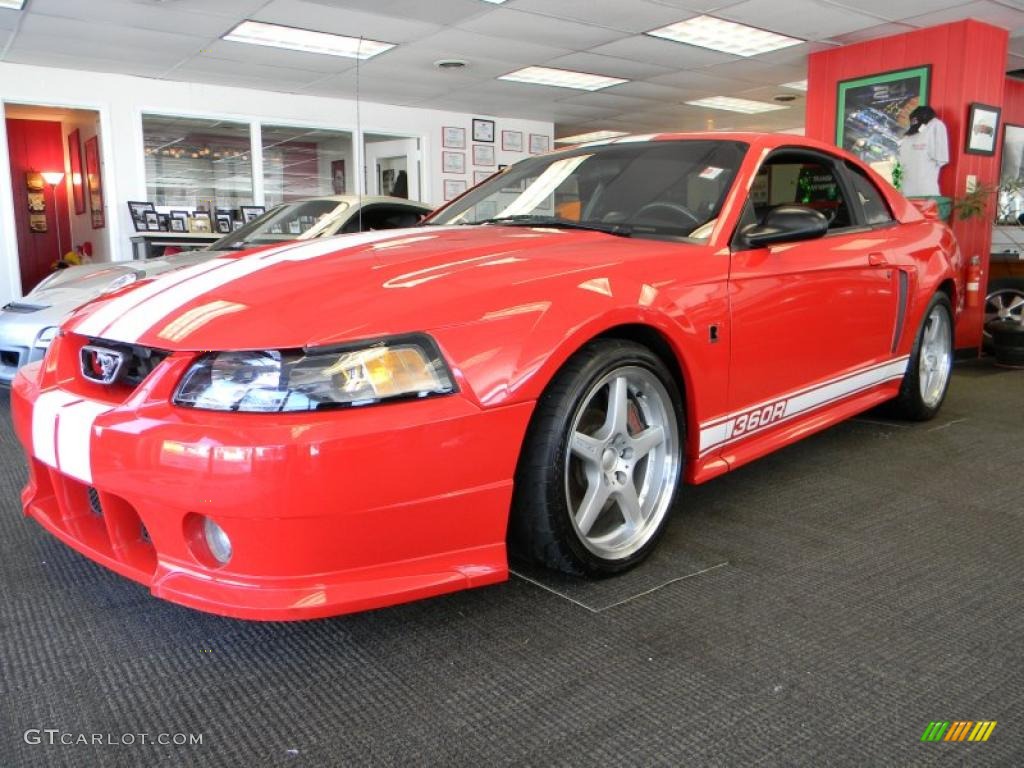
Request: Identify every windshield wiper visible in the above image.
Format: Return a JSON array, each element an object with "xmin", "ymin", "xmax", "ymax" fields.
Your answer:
[{"xmin": 471, "ymin": 215, "xmax": 633, "ymax": 237}]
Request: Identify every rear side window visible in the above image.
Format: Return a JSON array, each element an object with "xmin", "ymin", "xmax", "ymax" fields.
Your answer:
[{"xmin": 845, "ymin": 165, "xmax": 894, "ymax": 226}]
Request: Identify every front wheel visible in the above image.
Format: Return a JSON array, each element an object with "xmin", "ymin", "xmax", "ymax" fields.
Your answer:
[
  {"xmin": 510, "ymin": 340, "xmax": 684, "ymax": 576},
  {"xmin": 890, "ymin": 293, "xmax": 954, "ymax": 420}
]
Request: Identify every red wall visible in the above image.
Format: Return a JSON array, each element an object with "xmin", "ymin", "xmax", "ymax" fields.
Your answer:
[
  {"xmin": 5, "ymin": 118, "xmax": 73, "ymax": 294},
  {"xmin": 806, "ymin": 20, "xmax": 1009, "ymax": 350},
  {"xmin": 1003, "ymin": 78, "xmax": 1024, "ymax": 127}
]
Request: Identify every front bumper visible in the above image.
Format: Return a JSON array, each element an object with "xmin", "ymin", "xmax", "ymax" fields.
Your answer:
[
  {"xmin": 10, "ymin": 350, "xmax": 533, "ymax": 620},
  {"xmin": 0, "ymin": 305, "xmax": 60, "ymax": 385}
]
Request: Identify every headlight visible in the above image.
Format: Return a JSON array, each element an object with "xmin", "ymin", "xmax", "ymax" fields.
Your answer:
[
  {"xmin": 34, "ymin": 326, "xmax": 59, "ymax": 349},
  {"xmin": 102, "ymin": 272, "xmax": 140, "ymax": 294},
  {"xmin": 173, "ymin": 335, "xmax": 456, "ymax": 412}
]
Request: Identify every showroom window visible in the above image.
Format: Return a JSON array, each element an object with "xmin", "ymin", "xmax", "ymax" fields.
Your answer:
[
  {"xmin": 261, "ymin": 125, "xmax": 353, "ymax": 206},
  {"xmin": 143, "ymin": 114, "xmax": 254, "ymax": 209}
]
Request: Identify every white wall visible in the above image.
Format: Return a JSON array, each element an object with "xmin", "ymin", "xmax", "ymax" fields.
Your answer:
[
  {"xmin": 59, "ymin": 110, "xmax": 109, "ymax": 264},
  {"xmin": 0, "ymin": 61, "xmax": 553, "ymax": 303}
]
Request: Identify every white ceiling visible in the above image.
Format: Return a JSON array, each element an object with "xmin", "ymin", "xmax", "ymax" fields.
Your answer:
[{"xmin": 1, "ymin": 0, "xmax": 1024, "ymax": 137}]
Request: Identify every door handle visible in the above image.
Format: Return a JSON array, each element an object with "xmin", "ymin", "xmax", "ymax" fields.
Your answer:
[{"xmin": 868, "ymin": 252, "xmax": 889, "ymax": 267}]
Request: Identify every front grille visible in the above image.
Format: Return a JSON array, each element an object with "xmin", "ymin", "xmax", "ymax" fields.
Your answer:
[
  {"xmin": 80, "ymin": 339, "xmax": 170, "ymax": 388},
  {"xmin": 87, "ymin": 486, "xmax": 103, "ymax": 517},
  {"xmin": 0, "ymin": 348, "xmax": 22, "ymax": 368}
]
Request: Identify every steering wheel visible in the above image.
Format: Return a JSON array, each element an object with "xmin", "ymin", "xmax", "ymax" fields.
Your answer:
[{"xmin": 633, "ymin": 201, "xmax": 701, "ymax": 227}]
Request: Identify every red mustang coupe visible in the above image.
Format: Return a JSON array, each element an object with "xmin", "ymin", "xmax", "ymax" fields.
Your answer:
[{"xmin": 11, "ymin": 134, "xmax": 962, "ymax": 620}]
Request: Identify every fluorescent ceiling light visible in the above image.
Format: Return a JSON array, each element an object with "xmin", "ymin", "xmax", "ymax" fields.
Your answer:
[
  {"xmin": 223, "ymin": 20, "xmax": 394, "ymax": 59},
  {"xmin": 499, "ymin": 66, "xmax": 627, "ymax": 91},
  {"xmin": 0, "ymin": 0, "xmax": 26, "ymax": 9},
  {"xmin": 647, "ymin": 15, "xmax": 802, "ymax": 57},
  {"xmin": 555, "ymin": 130, "xmax": 628, "ymax": 144},
  {"xmin": 480, "ymin": 0, "xmax": 508, "ymax": 3},
  {"xmin": 686, "ymin": 96, "xmax": 788, "ymax": 114},
  {"xmin": 781, "ymin": 79, "xmax": 808, "ymax": 91}
]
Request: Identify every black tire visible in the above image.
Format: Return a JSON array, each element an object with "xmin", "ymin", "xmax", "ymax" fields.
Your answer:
[
  {"xmin": 889, "ymin": 293, "xmax": 954, "ymax": 421},
  {"xmin": 509, "ymin": 339, "xmax": 685, "ymax": 576}
]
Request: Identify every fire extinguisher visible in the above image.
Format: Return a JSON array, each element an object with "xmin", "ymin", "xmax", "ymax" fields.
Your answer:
[{"xmin": 966, "ymin": 255, "xmax": 982, "ymax": 309}]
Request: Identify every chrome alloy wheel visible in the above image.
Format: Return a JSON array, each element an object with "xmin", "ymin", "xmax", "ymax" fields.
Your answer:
[
  {"xmin": 564, "ymin": 366, "xmax": 681, "ymax": 561},
  {"xmin": 984, "ymin": 289, "xmax": 1024, "ymax": 340},
  {"xmin": 919, "ymin": 304, "xmax": 952, "ymax": 409}
]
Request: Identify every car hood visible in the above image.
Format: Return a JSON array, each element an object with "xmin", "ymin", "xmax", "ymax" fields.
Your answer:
[
  {"xmin": 25, "ymin": 251, "xmax": 216, "ymax": 310},
  {"xmin": 67, "ymin": 226, "xmax": 671, "ymax": 351}
]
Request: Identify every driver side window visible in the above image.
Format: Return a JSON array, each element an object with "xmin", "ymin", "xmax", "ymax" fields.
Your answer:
[{"xmin": 752, "ymin": 155, "xmax": 853, "ymax": 232}]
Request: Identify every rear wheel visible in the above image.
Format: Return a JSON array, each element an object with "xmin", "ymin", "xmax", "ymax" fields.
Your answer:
[
  {"xmin": 510, "ymin": 340, "xmax": 684, "ymax": 576},
  {"xmin": 890, "ymin": 293, "xmax": 953, "ymax": 421}
]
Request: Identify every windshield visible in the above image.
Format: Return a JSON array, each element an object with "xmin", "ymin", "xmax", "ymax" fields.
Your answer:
[
  {"xmin": 428, "ymin": 139, "xmax": 747, "ymax": 240},
  {"xmin": 208, "ymin": 200, "xmax": 348, "ymax": 250}
]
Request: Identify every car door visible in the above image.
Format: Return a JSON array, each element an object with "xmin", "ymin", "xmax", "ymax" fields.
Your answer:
[{"xmin": 726, "ymin": 149, "xmax": 900, "ymax": 422}]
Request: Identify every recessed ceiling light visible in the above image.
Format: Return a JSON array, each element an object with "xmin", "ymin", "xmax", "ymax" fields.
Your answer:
[
  {"xmin": 773, "ymin": 94, "xmax": 797, "ymax": 102},
  {"xmin": 686, "ymin": 96, "xmax": 788, "ymax": 114},
  {"xmin": 434, "ymin": 59, "xmax": 467, "ymax": 70},
  {"xmin": 555, "ymin": 130, "xmax": 629, "ymax": 144},
  {"xmin": 0, "ymin": 0, "xmax": 26, "ymax": 9},
  {"xmin": 781, "ymin": 79, "xmax": 808, "ymax": 91},
  {"xmin": 223, "ymin": 20, "xmax": 395, "ymax": 59},
  {"xmin": 647, "ymin": 15, "xmax": 802, "ymax": 57},
  {"xmin": 498, "ymin": 66, "xmax": 627, "ymax": 91}
]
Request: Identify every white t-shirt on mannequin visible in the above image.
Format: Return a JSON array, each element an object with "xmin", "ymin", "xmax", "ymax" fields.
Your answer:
[{"xmin": 899, "ymin": 118, "xmax": 949, "ymax": 196}]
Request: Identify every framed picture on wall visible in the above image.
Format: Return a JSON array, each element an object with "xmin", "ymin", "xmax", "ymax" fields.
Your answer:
[
  {"xmin": 443, "ymin": 179, "xmax": 467, "ymax": 201},
  {"xmin": 84, "ymin": 136, "xmax": 105, "ymax": 229},
  {"xmin": 442, "ymin": 151, "xmax": 466, "ymax": 174},
  {"xmin": 67, "ymin": 129, "xmax": 85, "ymax": 215},
  {"xmin": 472, "ymin": 144, "xmax": 496, "ymax": 167},
  {"xmin": 442, "ymin": 126, "xmax": 466, "ymax": 149},
  {"xmin": 965, "ymin": 103, "xmax": 1001, "ymax": 155},
  {"xmin": 474, "ymin": 170, "xmax": 493, "ymax": 185},
  {"xmin": 528, "ymin": 134, "xmax": 551, "ymax": 154},
  {"xmin": 240, "ymin": 205, "xmax": 265, "ymax": 223},
  {"xmin": 472, "ymin": 118, "xmax": 495, "ymax": 143},
  {"xmin": 501, "ymin": 130, "xmax": 524, "ymax": 152},
  {"xmin": 835, "ymin": 65, "xmax": 930, "ymax": 183},
  {"xmin": 331, "ymin": 159, "xmax": 346, "ymax": 194}
]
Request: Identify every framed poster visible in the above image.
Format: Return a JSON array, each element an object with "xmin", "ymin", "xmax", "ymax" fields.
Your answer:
[
  {"xmin": 965, "ymin": 103, "xmax": 1000, "ymax": 156},
  {"xmin": 331, "ymin": 159, "xmax": 346, "ymax": 194},
  {"xmin": 472, "ymin": 118, "xmax": 495, "ymax": 143},
  {"xmin": 442, "ymin": 126, "xmax": 466, "ymax": 149},
  {"xmin": 68, "ymin": 129, "xmax": 85, "ymax": 214},
  {"xmin": 836, "ymin": 65, "xmax": 930, "ymax": 183},
  {"xmin": 84, "ymin": 136, "xmax": 105, "ymax": 229},
  {"xmin": 443, "ymin": 179, "xmax": 467, "ymax": 201},
  {"xmin": 529, "ymin": 134, "xmax": 551, "ymax": 154},
  {"xmin": 501, "ymin": 130, "xmax": 524, "ymax": 152},
  {"xmin": 442, "ymin": 151, "xmax": 465, "ymax": 174},
  {"xmin": 472, "ymin": 144, "xmax": 496, "ymax": 167}
]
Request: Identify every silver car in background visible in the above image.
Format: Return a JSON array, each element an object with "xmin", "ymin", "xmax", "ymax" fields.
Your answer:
[{"xmin": 0, "ymin": 195, "xmax": 431, "ymax": 384}]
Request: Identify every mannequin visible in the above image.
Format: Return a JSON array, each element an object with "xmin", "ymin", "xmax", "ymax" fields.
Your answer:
[{"xmin": 898, "ymin": 106, "xmax": 949, "ymax": 197}]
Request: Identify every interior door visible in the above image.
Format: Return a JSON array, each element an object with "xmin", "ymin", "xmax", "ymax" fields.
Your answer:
[
  {"xmin": 727, "ymin": 150, "xmax": 899, "ymax": 414},
  {"xmin": 363, "ymin": 137, "xmax": 420, "ymax": 201}
]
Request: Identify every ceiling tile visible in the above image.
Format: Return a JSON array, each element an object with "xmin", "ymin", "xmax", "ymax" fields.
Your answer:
[
  {"xmin": 29, "ymin": 0, "xmax": 238, "ymax": 38},
  {"xmin": 718, "ymin": 0, "xmax": 888, "ymax": 41},
  {"xmin": 3, "ymin": 47, "xmax": 173, "ymax": 80},
  {"xmin": 170, "ymin": 55, "xmax": 326, "ymax": 87},
  {"xmin": 901, "ymin": 0, "xmax": 1024, "ymax": 31},
  {"xmin": 587, "ymin": 35, "xmax": 740, "ymax": 68},
  {"xmin": 830, "ymin": 22, "xmax": 917, "ymax": 45},
  {"xmin": 127, "ymin": 0, "xmax": 269, "ymax": 17},
  {"xmin": 555, "ymin": 91, "xmax": 670, "ymax": 111},
  {"xmin": 456, "ymin": 8, "xmax": 624, "ymax": 50},
  {"xmin": 203, "ymin": 38, "xmax": 358, "ymax": 73},
  {"xmin": 0, "ymin": 7, "xmax": 22, "ymax": 31},
  {"xmin": 505, "ymin": 0, "xmax": 691, "ymax": 34},
  {"xmin": 821, "ymin": 0, "xmax": 977, "ymax": 23},
  {"xmin": 15, "ymin": 14, "xmax": 208, "ymax": 57},
  {"xmin": 541, "ymin": 52, "xmax": 675, "ymax": 81},
  {"xmin": 298, "ymin": 0, "xmax": 491, "ymax": 25},
  {"xmin": 410, "ymin": 28, "xmax": 572, "ymax": 66},
  {"xmin": 647, "ymin": 69, "xmax": 759, "ymax": 94},
  {"xmin": 253, "ymin": 0, "xmax": 443, "ymax": 44},
  {"xmin": 703, "ymin": 58, "xmax": 808, "ymax": 86},
  {"xmin": 604, "ymin": 80, "xmax": 694, "ymax": 103}
]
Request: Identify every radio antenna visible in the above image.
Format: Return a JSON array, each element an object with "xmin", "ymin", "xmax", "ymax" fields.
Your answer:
[{"xmin": 356, "ymin": 36, "xmax": 364, "ymax": 233}]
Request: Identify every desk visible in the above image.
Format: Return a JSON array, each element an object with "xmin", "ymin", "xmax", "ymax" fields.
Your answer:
[{"xmin": 130, "ymin": 232, "xmax": 222, "ymax": 260}]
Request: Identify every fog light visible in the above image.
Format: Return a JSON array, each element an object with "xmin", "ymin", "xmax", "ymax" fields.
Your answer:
[{"xmin": 203, "ymin": 517, "xmax": 232, "ymax": 565}]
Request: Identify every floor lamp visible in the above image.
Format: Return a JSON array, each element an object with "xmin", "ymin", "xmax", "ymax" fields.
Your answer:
[{"xmin": 41, "ymin": 171, "xmax": 66, "ymax": 263}]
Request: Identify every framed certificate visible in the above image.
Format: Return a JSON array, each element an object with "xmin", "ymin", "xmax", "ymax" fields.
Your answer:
[
  {"xmin": 472, "ymin": 118, "xmax": 495, "ymax": 143},
  {"xmin": 501, "ymin": 130, "xmax": 524, "ymax": 152},
  {"xmin": 442, "ymin": 126, "xmax": 466, "ymax": 149},
  {"xmin": 443, "ymin": 179, "xmax": 467, "ymax": 200},
  {"xmin": 442, "ymin": 151, "xmax": 466, "ymax": 174},
  {"xmin": 472, "ymin": 144, "xmax": 496, "ymax": 167}
]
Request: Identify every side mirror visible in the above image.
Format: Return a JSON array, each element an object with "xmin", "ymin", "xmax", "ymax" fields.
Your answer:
[{"xmin": 740, "ymin": 205, "xmax": 829, "ymax": 248}]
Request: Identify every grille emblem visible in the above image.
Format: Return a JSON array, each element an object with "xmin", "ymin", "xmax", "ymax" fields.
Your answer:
[{"xmin": 80, "ymin": 345, "xmax": 125, "ymax": 385}]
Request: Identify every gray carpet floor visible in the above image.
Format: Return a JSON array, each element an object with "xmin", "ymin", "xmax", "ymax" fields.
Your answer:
[{"xmin": 1, "ymin": 361, "xmax": 1021, "ymax": 767}]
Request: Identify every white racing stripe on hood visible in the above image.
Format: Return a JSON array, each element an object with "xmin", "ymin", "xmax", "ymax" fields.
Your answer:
[
  {"xmin": 95, "ymin": 229, "xmax": 442, "ymax": 345},
  {"xmin": 74, "ymin": 258, "xmax": 232, "ymax": 339}
]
